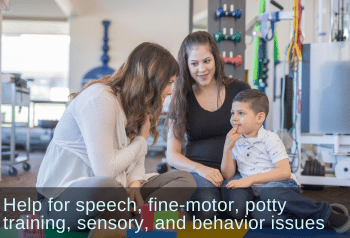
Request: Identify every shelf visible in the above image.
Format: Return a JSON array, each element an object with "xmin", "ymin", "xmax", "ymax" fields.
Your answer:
[
  {"xmin": 296, "ymin": 175, "xmax": 350, "ymax": 186},
  {"xmin": 1, "ymin": 83, "xmax": 31, "ymax": 176}
]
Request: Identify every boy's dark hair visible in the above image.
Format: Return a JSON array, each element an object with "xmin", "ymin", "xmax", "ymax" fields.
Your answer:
[{"xmin": 233, "ymin": 89, "xmax": 269, "ymax": 117}]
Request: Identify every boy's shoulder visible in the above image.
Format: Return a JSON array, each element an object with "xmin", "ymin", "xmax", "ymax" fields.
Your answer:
[
  {"xmin": 254, "ymin": 126, "xmax": 280, "ymax": 142},
  {"xmin": 261, "ymin": 129, "xmax": 283, "ymax": 146},
  {"xmin": 263, "ymin": 129, "xmax": 281, "ymax": 140},
  {"xmin": 234, "ymin": 127, "xmax": 282, "ymax": 148}
]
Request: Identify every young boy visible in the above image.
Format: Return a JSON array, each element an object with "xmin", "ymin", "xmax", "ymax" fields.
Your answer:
[{"xmin": 221, "ymin": 89, "xmax": 350, "ymax": 233}]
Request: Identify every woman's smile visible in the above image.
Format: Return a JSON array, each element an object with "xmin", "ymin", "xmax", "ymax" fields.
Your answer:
[{"xmin": 198, "ymin": 73, "xmax": 209, "ymax": 79}]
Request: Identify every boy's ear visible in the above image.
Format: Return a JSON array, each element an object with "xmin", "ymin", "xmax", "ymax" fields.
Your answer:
[{"xmin": 257, "ymin": 112, "xmax": 266, "ymax": 123}]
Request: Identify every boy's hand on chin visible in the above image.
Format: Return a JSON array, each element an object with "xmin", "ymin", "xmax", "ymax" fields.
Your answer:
[
  {"xmin": 224, "ymin": 125, "xmax": 241, "ymax": 150},
  {"xmin": 226, "ymin": 177, "xmax": 253, "ymax": 189}
]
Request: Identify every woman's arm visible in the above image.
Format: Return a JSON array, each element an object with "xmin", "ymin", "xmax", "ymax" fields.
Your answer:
[
  {"xmin": 126, "ymin": 156, "xmax": 146, "ymax": 186},
  {"xmin": 247, "ymin": 133, "xmax": 291, "ymax": 184},
  {"xmin": 76, "ymin": 91, "xmax": 148, "ymax": 178},
  {"xmin": 128, "ymin": 180, "xmax": 144, "ymax": 214},
  {"xmin": 166, "ymin": 126, "xmax": 199, "ymax": 172},
  {"xmin": 167, "ymin": 124, "xmax": 223, "ymax": 187},
  {"xmin": 249, "ymin": 159, "xmax": 291, "ymax": 183}
]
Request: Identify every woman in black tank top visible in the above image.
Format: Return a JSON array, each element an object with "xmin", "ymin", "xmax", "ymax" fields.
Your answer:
[{"xmin": 167, "ymin": 31, "xmax": 251, "ymax": 220}]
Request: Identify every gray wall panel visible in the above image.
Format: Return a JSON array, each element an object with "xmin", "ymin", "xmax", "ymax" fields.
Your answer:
[{"xmin": 301, "ymin": 42, "xmax": 350, "ymax": 134}]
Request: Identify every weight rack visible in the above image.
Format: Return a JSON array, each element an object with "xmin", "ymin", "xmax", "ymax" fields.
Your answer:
[{"xmin": 208, "ymin": 0, "xmax": 246, "ymax": 80}]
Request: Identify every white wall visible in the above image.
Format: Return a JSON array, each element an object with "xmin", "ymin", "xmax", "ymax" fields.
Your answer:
[{"xmin": 69, "ymin": 0, "xmax": 190, "ymax": 93}]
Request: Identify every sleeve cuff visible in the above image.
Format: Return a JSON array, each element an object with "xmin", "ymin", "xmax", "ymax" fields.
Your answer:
[
  {"xmin": 132, "ymin": 136, "xmax": 148, "ymax": 157},
  {"xmin": 127, "ymin": 176, "xmax": 146, "ymax": 187},
  {"xmin": 271, "ymin": 156, "xmax": 289, "ymax": 164}
]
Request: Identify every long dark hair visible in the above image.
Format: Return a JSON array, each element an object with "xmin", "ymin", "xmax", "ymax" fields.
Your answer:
[
  {"xmin": 167, "ymin": 31, "xmax": 235, "ymax": 141},
  {"xmin": 70, "ymin": 42, "xmax": 179, "ymax": 145}
]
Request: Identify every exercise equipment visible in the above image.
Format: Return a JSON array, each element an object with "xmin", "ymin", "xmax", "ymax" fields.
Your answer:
[
  {"xmin": 250, "ymin": 0, "xmax": 266, "ymax": 87},
  {"xmin": 259, "ymin": 58, "xmax": 269, "ymax": 82},
  {"xmin": 216, "ymin": 4, "xmax": 242, "ymax": 19},
  {"xmin": 335, "ymin": 160, "xmax": 350, "ymax": 179},
  {"xmin": 287, "ymin": 0, "xmax": 303, "ymax": 70},
  {"xmin": 209, "ymin": 0, "xmax": 246, "ymax": 79},
  {"xmin": 157, "ymin": 162, "xmax": 168, "ymax": 174},
  {"xmin": 260, "ymin": 12, "xmax": 279, "ymax": 42},
  {"xmin": 302, "ymin": 159, "xmax": 325, "ymax": 177},
  {"xmin": 301, "ymin": 158, "xmax": 326, "ymax": 191},
  {"xmin": 330, "ymin": 0, "xmax": 349, "ymax": 42},
  {"xmin": 141, "ymin": 204, "xmax": 154, "ymax": 232},
  {"xmin": 247, "ymin": 1, "xmax": 285, "ymax": 87},
  {"xmin": 220, "ymin": 52, "xmax": 242, "ymax": 66},
  {"xmin": 18, "ymin": 214, "xmax": 45, "ymax": 238},
  {"xmin": 215, "ymin": 29, "xmax": 242, "ymax": 43},
  {"xmin": 270, "ymin": 0, "xmax": 284, "ymax": 10}
]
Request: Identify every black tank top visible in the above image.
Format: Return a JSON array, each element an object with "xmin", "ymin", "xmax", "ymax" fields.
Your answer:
[{"xmin": 185, "ymin": 80, "xmax": 250, "ymax": 170}]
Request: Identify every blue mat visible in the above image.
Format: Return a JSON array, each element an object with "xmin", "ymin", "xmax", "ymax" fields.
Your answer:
[{"xmin": 243, "ymin": 227, "xmax": 349, "ymax": 238}]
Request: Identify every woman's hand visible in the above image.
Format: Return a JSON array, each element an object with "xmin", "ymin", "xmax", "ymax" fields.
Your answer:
[
  {"xmin": 139, "ymin": 114, "xmax": 152, "ymax": 140},
  {"xmin": 128, "ymin": 180, "xmax": 144, "ymax": 214},
  {"xmin": 226, "ymin": 177, "xmax": 253, "ymax": 189},
  {"xmin": 224, "ymin": 126, "xmax": 241, "ymax": 151},
  {"xmin": 196, "ymin": 164, "xmax": 224, "ymax": 187}
]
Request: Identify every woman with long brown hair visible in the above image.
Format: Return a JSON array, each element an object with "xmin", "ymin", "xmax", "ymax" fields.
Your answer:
[
  {"xmin": 167, "ymin": 31, "xmax": 251, "ymax": 220},
  {"xmin": 36, "ymin": 42, "xmax": 195, "ymax": 237}
]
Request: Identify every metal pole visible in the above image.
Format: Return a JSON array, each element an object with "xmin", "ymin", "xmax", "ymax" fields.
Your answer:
[
  {"xmin": 334, "ymin": 134, "xmax": 340, "ymax": 154},
  {"xmin": 318, "ymin": 0, "xmax": 325, "ymax": 42},
  {"xmin": 266, "ymin": 0, "xmax": 275, "ymax": 131},
  {"xmin": 26, "ymin": 98, "xmax": 30, "ymax": 162},
  {"xmin": 10, "ymin": 84, "xmax": 16, "ymax": 166},
  {"xmin": 0, "ymin": 7, "xmax": 2, "ymax": 181},
  {"xmin": 330, "ymin": 0, "xmax": 334, "ymax": 42},
  {"xmin": 189, "ymin": 0, "xmax": 194, "ymax": 33}
]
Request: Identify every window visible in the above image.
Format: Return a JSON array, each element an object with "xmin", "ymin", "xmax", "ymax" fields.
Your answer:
[{"xmin": 1, "ymin": 34, "xmax": 70, "ymax": 126}]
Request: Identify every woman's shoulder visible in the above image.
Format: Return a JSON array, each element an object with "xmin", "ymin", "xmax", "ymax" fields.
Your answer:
[
  {"xmin": 85, "ymin": 83, "xmax": 112, "ymax": 94},
  {"xmin": 80, "ymin": 83, "xmax": 116, "ymax": 101},
  {"xmin": 72, "ymin": 83, "xmax": 120, "ymax": 112}
]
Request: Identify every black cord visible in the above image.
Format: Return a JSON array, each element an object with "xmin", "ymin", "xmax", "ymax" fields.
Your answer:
[
  {"xmin": 341, "ymin": 0, "xmax": 344, "ymax": 40},
  {"xmin": 338, "ymin": 0, "xmax": 340, "ymax": 40},
  {"xmin": 270, "ymin": 0, "xmax": 284, "ymax": 10}
]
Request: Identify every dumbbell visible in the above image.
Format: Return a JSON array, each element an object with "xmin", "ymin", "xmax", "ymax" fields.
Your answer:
[
  {"xmin": 216, "ymin": 4, "xmax": 242, "ymax": 19},
  {"xmin": 221, "ymin": 51, "xmax": 243, "ymax": 66},
  {"xmin": 215, "ymin": 29, "xmax": 242, "ymax": 43},
  {"xmin": 157, "ymin": 158, "xmax": 168, "ymax": 174},
  {"xmin": 302, "ymin": 159, "xmax": 325, "ymax": 176},
  {"xmin": 157, "ymin": 163, "xmax": 168, "ymax": 174}
]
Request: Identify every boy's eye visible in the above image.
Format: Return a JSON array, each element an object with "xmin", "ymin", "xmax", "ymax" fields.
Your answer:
[{"xmin": 239, "ymin": 112, "xmax": 244, "ymax": 115}]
